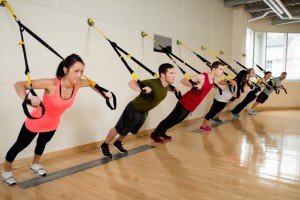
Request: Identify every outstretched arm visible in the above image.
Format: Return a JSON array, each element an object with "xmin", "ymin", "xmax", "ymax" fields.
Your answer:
[
  {"xmin": 78, "ymin": 79, "xmax": 112, "ymax": 99},
  {"xmin": 14, "ymin": 78, "xmax": 55, "ymax": 107},
  {"xmin": 180, "ymin": 74, "xmax": 204, "ymax": 90},
  {"xmin": 128, "ymin": 80, "xmax": 152, "ymax": 94}
]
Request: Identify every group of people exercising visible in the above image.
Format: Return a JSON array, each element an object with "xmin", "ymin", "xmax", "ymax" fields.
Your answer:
[{"xmin": 1, "ymin": 54, "xmax": 286, "ymax": 186}]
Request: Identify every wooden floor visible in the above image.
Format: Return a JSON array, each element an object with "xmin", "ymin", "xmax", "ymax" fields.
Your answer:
[{"xmin": 1, "ymin": 110, "xmax": 300, "ymax": 200}]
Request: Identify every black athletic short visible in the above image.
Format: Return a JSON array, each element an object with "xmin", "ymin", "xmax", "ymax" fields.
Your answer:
[
  {"xmin": 256, "ymin": 92, "xmax": 269, "ymax": 104},
  {"xmin": 115, "ymin": 102, "xmax": 147, "ymax": 136}
]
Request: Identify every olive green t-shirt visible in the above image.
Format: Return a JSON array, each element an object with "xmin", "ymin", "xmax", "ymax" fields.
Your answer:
[{"xmin": 132, "ymin": 78, "xmax": 168, "ymax": 112}]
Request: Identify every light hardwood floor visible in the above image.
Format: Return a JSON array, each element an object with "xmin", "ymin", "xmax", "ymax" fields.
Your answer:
[{"xmin": 1, "ymin": 110, "xmax": 300, "ymax": 200}]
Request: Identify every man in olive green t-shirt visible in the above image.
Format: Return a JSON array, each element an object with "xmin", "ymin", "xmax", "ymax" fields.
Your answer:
[{"xmin": 100, "ymin": 63, "xmax": 176, "ymax": 158}]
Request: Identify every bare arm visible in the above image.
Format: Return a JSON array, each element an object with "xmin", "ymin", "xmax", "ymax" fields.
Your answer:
[
  {"xmin": 128, "ymin": 80, "xmax": 152, "ymax": 93},
  {"xmin": 78, "ymin": 79, "xmax": 113, "ymax": 99},
  {"xmin": 218, "ymin": 79, "xmax": 236, "ymax": 86},
  {"xmin": 14, "ymin": 78, "xmax": 56, "ymax": 107},
  {"xmin": 180, "ymin": 74, "xmax": 204, "ymax": 90}
]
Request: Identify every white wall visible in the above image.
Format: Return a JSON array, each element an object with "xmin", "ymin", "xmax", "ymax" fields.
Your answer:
[{"xmin": 0, "ymin": 0, "xmax": 234, "ymax": 162}]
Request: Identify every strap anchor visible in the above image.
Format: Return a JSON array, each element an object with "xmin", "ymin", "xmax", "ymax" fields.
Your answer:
[{"xmin": 87, "ymin": 18, "xmax": 94, "ymax": 26}]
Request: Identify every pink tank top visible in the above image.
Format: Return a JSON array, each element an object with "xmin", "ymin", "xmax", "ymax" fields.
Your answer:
[
  {"xmin": 25, "ymin": 78, "xmax": 77, "ymax": 132},
  {"xmin": 179, "ymin": 73, "xmax": 213, "ymax": 112}
]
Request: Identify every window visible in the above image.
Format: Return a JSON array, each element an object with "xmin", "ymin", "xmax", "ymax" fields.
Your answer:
[
  {"xmin": 246, "ymin": 29, "xmax": 254, "ymax": 70},
  {"xmin": 254, "ymin": 32, "xmax": 266, "ymax": 78},
  {"xmin": 246, "ymin": 31, "xmax": 300, "ymax": 80},
  {"xmin": 287, "ymin": 34, "xmax": 300, "ymax": 80},
  {"xmin": 266, "ymin": 33, "xmax": 285, "ymax": 76}
]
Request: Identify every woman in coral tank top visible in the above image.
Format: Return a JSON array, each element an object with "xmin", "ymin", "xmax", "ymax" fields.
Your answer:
[{"xmin": 2, "ymin": 54, "xmax": 112, "ymax": 185}]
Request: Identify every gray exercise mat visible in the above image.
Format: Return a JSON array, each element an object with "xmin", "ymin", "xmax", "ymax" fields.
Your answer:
[{"xmin": 18, "ymin": 145, "xmax": 155, "ymax": 189}]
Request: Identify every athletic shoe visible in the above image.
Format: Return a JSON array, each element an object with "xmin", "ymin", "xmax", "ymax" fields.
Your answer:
[
  {"xmin": 30, "ymin": 163, "xmax": 46, "ymax": 176},
  {"xmin": 113, "ymin": 141, "xmax": 128, "ymax": 154},
  {"xmin": 150, "ymin": 134, "xmax": 164, "ymax": 143},
  {"xmin": 160, "ymin": 132, "xmax": 172, "ymax": 140},
  {"xmin": 200, "ymin": 125, "xmax": 212, "ymax": 132},
  {"xmin": 2, "ymin": 170, "xmax": 16, "ymax": 186},
  {"xmin": 248, "ymin": 109, "xmax": 256, "ymax": 115},
  {"xmin": 230, "ymin": 112, "xmax": 240, "ymax": 118},
  {"xmin": 100, "ymin": 145, "xmax": 112, "ymax": 159},
  {"xmin": 212, "ymin": 117, "xmax": 223, "ymax": 124}
]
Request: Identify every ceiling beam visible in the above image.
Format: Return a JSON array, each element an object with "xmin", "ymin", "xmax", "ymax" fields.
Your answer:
[
  {"xmin": 283, "ymin": 0, "xmax": 300, "ymax": 6},
  {"xmin": 251, "ymin": 11, "xmax": 277, "ymax": 18},
  {"xmin": 224, "ymin": 0, "xmax": 258, "ymax": 7},
  {"xmin": 288, "ymin": 5, "xmax": 300, "ymax": 12},
  {"xmin": 246, "ymin": 4, "xmax": 269, "ymax": 12},
  {"xmin": 271, "ymin": 17, "xmax": 300, "ymax": 25}
]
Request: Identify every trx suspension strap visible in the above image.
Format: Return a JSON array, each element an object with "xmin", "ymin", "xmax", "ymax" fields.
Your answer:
[
  {"xmin": 141, "ymin": 32, "xmax": 222, "ymax": 95},
  {"xmin": 176, "ymin": 40, "xmax": 231, "ymax": 80},
  {"xmin": 175, "ymin": 40, "xmax": 234, "ymax": 94},
  {"xmin": 1, "ymin": 0, "xmax": 45, "ymax": 119},
  {"xmin": 87, "ymin": 18, "xmax": 181, "ymax": 100},
  {"xmin": 255, "ymin": 64, "xmax": 287, "ymax": 94},
  {"xmin": 83, "ymin": 75, "xmax": 117, "ymax": 109},
  {"xmin": 1, "ymin": 1, "xmax": 116, "ymax": 114},
  {"xmin": 233, "ymin": 59, "xmax": 271, "ymax": 91},
  {"xmin": 205, "ymin": 48, "xmax": 261, "ymax": 90}
]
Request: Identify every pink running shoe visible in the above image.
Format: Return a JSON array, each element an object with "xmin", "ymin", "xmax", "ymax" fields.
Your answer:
[{"xmin": 200, "ymin": 125, "xmax": 212, "ymax": 132}]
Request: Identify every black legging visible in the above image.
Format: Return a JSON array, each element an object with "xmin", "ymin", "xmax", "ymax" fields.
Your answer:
[
  {"xmin": 5, "ymin": 123, "xmax": 55, "ymax": 162},
  {"xmin": 231, "ymin": 90, "xmax": 257, "ymax": 114},
  {"xmin": 205, "ymin": 99, "xmax": 227, "ymax": 120},
  {"xmin": 152, "ymin": 102, "xmax": 190, "ymax": 136}
]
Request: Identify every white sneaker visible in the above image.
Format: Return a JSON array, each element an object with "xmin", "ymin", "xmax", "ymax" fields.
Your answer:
[
  {"xmin": 30, "ymin": 163, "xmax": 46, "ymax": 176},
  {"xmin": 2, "ymin": 170, "xmax": 16, "ymax": 185},
  {"xmin": 248, "ymin": 109, "xmax": 256, "ymax": 115}
]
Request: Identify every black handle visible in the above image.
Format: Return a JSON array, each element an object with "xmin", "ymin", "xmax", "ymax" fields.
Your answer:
[{"xmin": 22, "ymin": 89, "xmax": 45, "ymax": 119}]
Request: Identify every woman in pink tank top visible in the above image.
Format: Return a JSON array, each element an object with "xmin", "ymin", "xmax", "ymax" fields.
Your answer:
[
  {"xmin": 150, "ymin": 61, "xmax": 225, "ymax": 143},
  {"xmin": 2, "ymin": 54, "xmax": 113, "ymax": 185}
]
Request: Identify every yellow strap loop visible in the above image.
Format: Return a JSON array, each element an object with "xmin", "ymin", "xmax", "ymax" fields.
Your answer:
[
  {"xmin": 177, "ymin": 40, "xmax": 195, "ymax": 53},
  {"xmin": 227, "ymin": 75, "xmax": 234, "ymax": 80},
  {"xmin": 154, "ymin": 74, "xmax": 160, "ymax": 78},
  {"xmin": 83, "ymin": 75, "xmax": 96, "ymax": 87},
  {"xmin": 207, "ymin": 49, "xmax": 216, "ymax": 57},
  {"xmin": 142, "ymin": 31, "xmax": 159, "ymax": 46},
  {"xmin": 18, "ymin": 41, "xmax": 24, "ymax": 45},
  {"xmin": 90, "ymin": 22, "xmax": 108, "ymax": 40},
  {"xmin": 2, "ymin": 1, "xmax": 18, "ymax": 20},
  {"xmin": 184, "ymin": 73, "xmax": 190, "ymax": 81},
  {"xmin": 26, "ymin": 72, "xmax": 31, "ymax": 86},
  {"xmin": 220, "ymin": 75, "xmax": 225, "ymax": 80},
  {"xmin": 131, "ymin": 72, "xmax": 139, "ymax": 81},
  {"xmin": 120, "ymin": 55, "xmax": 132, "ymax": 59}
]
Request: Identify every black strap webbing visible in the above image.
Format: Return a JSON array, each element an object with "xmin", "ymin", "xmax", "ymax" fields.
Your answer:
[{"xmin": 15, "ymin": 21, "xmax": 116, "ymax": 111}]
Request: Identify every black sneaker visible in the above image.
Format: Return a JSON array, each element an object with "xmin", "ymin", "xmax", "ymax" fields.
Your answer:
[
  {"xmin": 113, "ymin": 141, "xmax": 128, "ymax": 154},
  {"xmin": 150, "ymin": 134, "xmax": 164, "ymax": 143},
  {"xmin": 100, "ymin": 145, "xmax": 112, "ymax": 159},
  {"xmin": 160, "ymin": 132, "xmax": 172, "ymax": 140}
]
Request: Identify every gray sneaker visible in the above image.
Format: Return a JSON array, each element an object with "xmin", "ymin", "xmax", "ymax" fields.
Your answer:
[
  {"xmin": 2, "ymin": 170, "xmax": 16, "ymax": 185},
  {"xmin": 30, "ymin": 163, "xmax": 46, "ymax": 176},
  {"xmin": 248, "ymin": 109, "xmax": 256, "ymax": 115}
]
